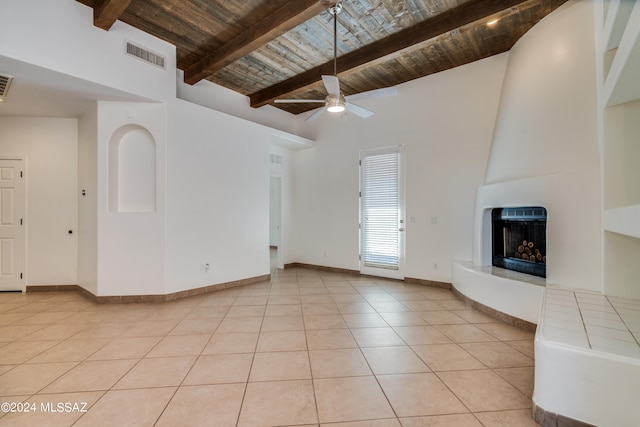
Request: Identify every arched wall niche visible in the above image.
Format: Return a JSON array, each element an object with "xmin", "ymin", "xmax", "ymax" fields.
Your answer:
[{"xmin": 108, "ymin": 124, "xmax": 157, "ymax": 213}]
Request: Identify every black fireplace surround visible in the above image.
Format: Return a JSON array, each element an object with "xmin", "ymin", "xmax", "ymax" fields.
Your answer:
[{"xmin": 492, "ymin": 207, "xmax": 547, "ymax": 278}]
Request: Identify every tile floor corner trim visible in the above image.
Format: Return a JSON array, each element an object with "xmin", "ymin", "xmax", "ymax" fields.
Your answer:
[{"xmin": 25, "ymin": 274, "xmax": 271, "ymax": 303}]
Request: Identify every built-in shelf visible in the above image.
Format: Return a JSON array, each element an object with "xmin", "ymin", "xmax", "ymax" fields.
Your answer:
[
  {"xmin": 602, "ymin": 98, "xmax": 640, "ymax": 209},
  {"xmin": 604, "ymin": 204, "xmax": 640, "ymax": 239},
  {"xmin": 603, "ymin": 231, "xmax": 640, "ymax": 300},
  {"xmin": 532, "ymin": 3, "xmax": 640, "ymax": 425},
  {"xmin": 603, "ymin": 0, "xmax": 635, "ymax": 51},
  {"xmin": 603, "ymin": 0, "xmax": 640, "ymax": 107},
  {"xmin": 599, "ymin": 0, "xmax": 640, "ymax": 301}
]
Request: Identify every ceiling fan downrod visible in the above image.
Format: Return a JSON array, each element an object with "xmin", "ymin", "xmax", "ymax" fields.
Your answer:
[{"xmin": 328, "ymin": 2, "xmax": 342, "ymax": 77}]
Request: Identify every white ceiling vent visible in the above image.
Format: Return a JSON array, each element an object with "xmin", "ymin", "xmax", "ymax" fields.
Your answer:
[
  {"xmin": 0, "ymin": 73, "xmax": 14, "ymax": 97},
  {"xmin": 125, "ymin": 41, "xmax": 166, "ymax": 69}
]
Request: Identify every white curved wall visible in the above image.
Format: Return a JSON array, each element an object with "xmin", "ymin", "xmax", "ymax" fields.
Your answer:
[
  {"xmin": 473, "ymin": 0, "xmax": 601, "ymax": 292},
  {"xmin": 485, "ymin": 0, "xmax": 599, "ymax": 185}
]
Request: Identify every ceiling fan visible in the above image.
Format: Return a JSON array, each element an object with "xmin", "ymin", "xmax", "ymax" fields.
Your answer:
[{"xmin": 274, "ymin": 1, "xmax": 397, "ymax": 121}]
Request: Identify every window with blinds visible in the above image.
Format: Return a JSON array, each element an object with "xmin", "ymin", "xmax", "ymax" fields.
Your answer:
[{"xmin": 361, "ymin": 151, "xmax": 400, "ymax": 270}]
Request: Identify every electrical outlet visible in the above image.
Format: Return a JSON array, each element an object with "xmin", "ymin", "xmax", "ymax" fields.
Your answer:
[
  {"xmin": 204, "ymin": 263, "xmax": 210, "ymax": 272},
  {"xmin": 433, "ymin": 263, "xmax": 438, "ymax": 270}
]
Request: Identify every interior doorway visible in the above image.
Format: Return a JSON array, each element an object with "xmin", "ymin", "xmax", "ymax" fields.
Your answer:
[{"xmin": 269, "ymin": 175, "xmax": 282, "ymax": 272}]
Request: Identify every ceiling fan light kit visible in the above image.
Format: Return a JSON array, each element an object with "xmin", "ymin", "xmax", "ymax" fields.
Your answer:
[{"xmin": 326, "ymin": 94, "xmax": 346, "ymax": 113}]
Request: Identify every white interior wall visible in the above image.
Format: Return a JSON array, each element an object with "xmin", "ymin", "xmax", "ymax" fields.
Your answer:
[
  {"xmin": 0, "ymin": 0, "xmax": 176, "ymax": 102},
  {"xmin": 96, "ymin": 101, "xmax": 166, "ymax": 296},
  {"xmin": 164, "ymin": 99, "xmax": 271, "ymax": 293},
  {"xmin": 0, "ymin": 117, "xmax": 78, "ymax": 286},
  {"xmin": 292, "ymin": 54, "xmax": 508, "ymax": 281},
  {"xmin": 485, "ymin": 0, "xmax": 599, "ymax": 185},
  {"xmin": 176, "ymin": 70, "xmax": 305, "ymax": 138}
]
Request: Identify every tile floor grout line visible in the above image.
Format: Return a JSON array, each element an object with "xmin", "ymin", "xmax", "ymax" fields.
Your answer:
[
  {"xmin": 605, "ymin": 295, "xmax": 640, "ymax": 348},
  {"xmin": 305, "ymin": 274, "xmax": 323, "ymax": 426},
  {"xmin": 573, "ymin": 291, "xmax": 593, "ymax": 350},
  {"xmin": 0, "ymin": 267, "xmax": 541, "ymax": 426},
  {"xmin": 239, "ymin": 290, "xmax": 268, "ymax": 425}
]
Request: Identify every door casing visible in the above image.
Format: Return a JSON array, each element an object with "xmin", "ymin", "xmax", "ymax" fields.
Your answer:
[
  {"xmin": 0, "ymin": 157, "xmax": 25, "ymax": 291},
  {"xmin": 359, "ymin": 146, "xmax": 405, "ymax": 280}
]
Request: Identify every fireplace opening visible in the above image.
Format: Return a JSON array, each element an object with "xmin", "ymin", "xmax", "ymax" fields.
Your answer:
[{"xmin": 492, "ymin": 207, "xmax": 547, "ymax": 278}]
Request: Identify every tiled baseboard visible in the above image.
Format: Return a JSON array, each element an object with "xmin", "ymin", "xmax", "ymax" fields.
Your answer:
[
  {"xmin": 533, "ymin": 405, "xmax": 597, "ymax": 427},
  {"xmin": 452, "ymin": 286, "xmax": 537, "ymax": 332},
  {"xmin": 25, "ymin": 274, "xmax": 271, "ymax": 303},
  {"xmin": 404, "ymin": 276, "xmax": 451, "ymax": 290},
  {"xmin": 284, "ymin": 262, "xmax": 360, "ymax": 275},
  {"xmin": 283, "ymin": 263, "xmax": 451, "ymax": 290}
]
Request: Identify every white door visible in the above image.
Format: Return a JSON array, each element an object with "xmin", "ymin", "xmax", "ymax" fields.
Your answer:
[
  {"xmin": 0, "ymin": 159, "xmax": 25, "ymax": 291},
  {"xmin": 359, "ymin": 147, "xmax": 405, "ymax": 280}
]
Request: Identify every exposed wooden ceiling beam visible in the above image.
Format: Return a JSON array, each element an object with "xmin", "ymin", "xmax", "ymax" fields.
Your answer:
[
  {"xmin": 93, "ymin": 0, "xmax": 134, "ymax": 30},
  {"xmin": 184, "ymin": 0, "xmax": 337, "ymax": 85},
  {"xmin": 250, "ymin": 0, "xmax": 531, "ymax": 108}
]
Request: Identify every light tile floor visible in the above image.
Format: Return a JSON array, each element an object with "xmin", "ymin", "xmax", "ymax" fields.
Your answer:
[{"xmin": 0, "ymin": 268, "xmax": 538, "ymax": 426}]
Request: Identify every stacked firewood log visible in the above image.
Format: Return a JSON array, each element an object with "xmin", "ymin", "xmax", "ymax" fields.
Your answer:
[{"xmin": 514, "ymin": 240, "xmax": 546, "ymax": 263}]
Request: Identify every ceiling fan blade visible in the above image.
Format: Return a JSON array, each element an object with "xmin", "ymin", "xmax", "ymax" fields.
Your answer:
[
  {"xmin": 346, "ymin": 86, "xmax": 398, "ymax": 103},
  {"xmin": 305, "ymin": 107, "xmax": 326, "ymax": 122},
  {"xmin": 322, "ymin": 75, "xmax": 341, "ymax": 97},
  {"xmin": 274, "ymin": 99, "xmax": 325, "ymax": 104},
  {"xmin": 346, "ymin": 102, "xmax": 374, "ymax": 118}
]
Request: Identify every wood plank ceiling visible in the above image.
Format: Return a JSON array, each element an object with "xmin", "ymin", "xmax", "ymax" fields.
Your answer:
[{"xmin": 76, "ymin": 0, "xmax": 568, "ymax": 115}]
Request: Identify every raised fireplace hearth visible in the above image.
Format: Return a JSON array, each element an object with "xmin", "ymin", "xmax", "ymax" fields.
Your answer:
[{"xmin": 492, "ymin": 207, "xmax": 547, "ymax": 278}]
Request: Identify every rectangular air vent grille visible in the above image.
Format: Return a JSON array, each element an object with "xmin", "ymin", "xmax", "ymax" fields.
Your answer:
[
  {"xmin": 125, "ymin": 41, "xmax": 166, "ymax": 69},
  {"xmin": 270, "ymin": 154, "xmax": 283, "ymax": 165},
  {"xmin": 0, "ymin": 74, "xmax": 14, "ymax": 97}
]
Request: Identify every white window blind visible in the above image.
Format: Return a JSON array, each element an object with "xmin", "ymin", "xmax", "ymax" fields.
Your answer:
[{"xmin": 361, "ymin": 151, "xmax": 400, "ymax": 270}]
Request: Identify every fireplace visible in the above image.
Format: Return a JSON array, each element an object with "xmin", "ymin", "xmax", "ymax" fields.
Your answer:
[{"xmin": 492, "ymin": 207, "xmax": 547, "ymax": 278}]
